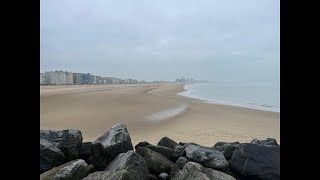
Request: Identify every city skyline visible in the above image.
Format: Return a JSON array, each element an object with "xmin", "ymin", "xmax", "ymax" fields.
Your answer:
[{"xmin": 40, "ymin": 70, "xmax": 202, "ymax": 85}]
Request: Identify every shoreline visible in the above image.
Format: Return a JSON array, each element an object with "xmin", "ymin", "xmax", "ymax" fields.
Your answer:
[
  {"xmin": 177, "ymin": 83, "xmax": 280, "ymax": 113},
  {"xmin": 40, "ymin": 83, "xmax": 280, "ymax": 146}
]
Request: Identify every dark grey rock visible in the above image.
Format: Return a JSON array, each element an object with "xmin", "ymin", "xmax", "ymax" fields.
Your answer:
[
  {"xmin": 171, "ymin": 162, "xmax": 236, "ymax": 180},
  {"xmin": 91, "ymin": 123, "xmax": 134, "ymax": 170},
  {"xmin": 105, "ymin": 150, "xmax": 149, "ymax": 180},
  {"xmin": 171, "ymin": 145, "xmax": 186, "ymax": 162},
  {"xmin": 79, "ymin": 142, "xmax": 92, "ymax": 164},
  {"xmin": 146, "ymin": 145, "xmax": 174, "ymax": 160},
  {"xmin": 157, "ymin": 137, "xmax": 179, "ymax": 149},
  {"xmin": 169, "ymin": 157, "xmax": 190, "ymax": 179},
  {"xmin": 136, "ymin": 147, "xmax": 174, "ymax": 175},
  {"xmin": 185, "ymin": 145, "xmax": 228, "ymax": 170},
  {"xmin": 87, "ymin": 164, "xmax": 96, "ymax": 174},
  {"xmin": 214, "ymin": 142, "xmax": 226, "ymax": 147},
  {"xmin": 251, "ymin": 138, "xmax": 279, "ymax": 146},
  {"xmin": 40, "ymin": 129, "xmax": 83, "ymax": 161},
  {"xmin": 212, "ymin": 142, "xmax": 241, "ymax": 160},
  {"xmin": 171, "ymin": 143, "xmax": 201, "ymax": 162},
  {"xmin": 229, "ymin": 143, "xmax": 280, "ymax": 180},
  {"xmin": 40, "ymin": 159, "xmax": 89, "ymax": 180},
  {"xmin": 148, "ymin": 174, "xmax": 158, "ymax": 180},
  {"xmin": 83, "ymin": 170, "xmax": 132, "ymax": 180},
  {"xmin": 135, "ymin": 141, "xmax": 151, "ymax": 150},
  {"xmin": 159, "ymin": 172, "xmax": 169, "ymax": 180},
  {"xmin": 40, "ymin": 139, "xmax": 65, "ymax": 173}
]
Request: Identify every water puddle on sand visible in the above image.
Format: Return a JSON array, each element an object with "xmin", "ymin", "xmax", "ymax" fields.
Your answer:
[{"xmin": 145, "ymin": 103, "xmax": 189, "ymax": 121}]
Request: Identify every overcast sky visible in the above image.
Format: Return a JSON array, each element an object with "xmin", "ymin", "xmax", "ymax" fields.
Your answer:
[{"xmin": 40, "ymin": 0, "xmax": 279, "ymax": 82}]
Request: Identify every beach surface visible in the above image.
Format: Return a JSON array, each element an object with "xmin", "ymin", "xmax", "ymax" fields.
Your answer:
[{"xmin": 40, "ymin": 83, "xmax": 280, "ymax": 146}]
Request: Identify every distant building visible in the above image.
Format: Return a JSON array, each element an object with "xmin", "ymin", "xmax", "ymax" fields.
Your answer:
[
  {"xmin": 65, "ymin": 72, "xmax": 73, "ymax": 85},
  {"xmin": 45, "ymin": 71, "xmax": 66, "ymax": 85},
  {"xmin": 112, "ymin": 78, "xmax": 122, "ymax": 84},
  {"xmin": 73, "ymin": 73, "xmax": 83, "ymax": 84},
  {"xmin": 40, "ymin": 73, "xmax": 46, "ymax": 85},
  {"xmin": 82, "ymin": 73, "xmax": 94, "ymax": 84}
]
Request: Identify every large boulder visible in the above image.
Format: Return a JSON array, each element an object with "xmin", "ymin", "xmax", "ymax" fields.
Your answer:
[
  {"xmin": 185, "ymin": 145, "xmax": 228, "ymax": 170},
  {"xmin": 171, "ymin": 143, "xmax": 201, "ymax": 162},
  {"xmin": 229, "ymin": 143, "xmax": 280, "ymax": 180},
  {"xmin": 171, "ymin": 162, "xmax": 236, "ymax": 180},
  {"xmin": 79, "ymin": 142, "xmax": 92, "ymax": 164},
  {"xmin": 146, "ymin": 145, "xmax": 174, "ymax": 160},
  {"xmin": 136, "ymin": 147, "xmax": 174, "ymax": 175},
  {"xmin": 83, "ymin": 170, "xmax": 131, "ymax": 180},
  {"xmin": 91, "ymin": 123, "xmax": 134, "ymax": 170},
  {"xmin": 251, "ymin": 138, "xmax": 279, "ymax": 146},
  {"xmin": 40, "ymin": 139, "xmax": 65, "ymax": 173},
  {"xmin": 157, "ymin": 137, "xmax": 179, "ymax": 149},
  {"xmin": 135, "ymin": 141, "xmax": 151, "ymax": 150},
  {"xmin": 171, "ymin": 145, "xmax": 186, "ymax": 162},
  {"xmin": 169, "ymin": 157, "xmax": 190, "ymax": 179},
  {"xmin": 40, "ymin": 129, "xmax": 83, "ymax": 161},
  {"xmin": 212, "ymin": 142, "xmax": 241, "ymax": 160},
  {"xmin": 105, "ymin": 150, "xmax": 149, "ymax": 180},
  {"xmin": 40, "ymin": 159, "xmax": 89, "ymax": 180}
]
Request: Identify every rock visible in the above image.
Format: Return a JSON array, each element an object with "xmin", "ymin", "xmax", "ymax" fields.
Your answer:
[
  {"xmin": 86, "ymin": 156, "xmax": 94, "ymax": 165},
  {"xmin": 91, "ymin": 123, "xmax": 134, "ymax": 170},
  {"xmin": 40, "ymin": 139, "xmax": 65, "ymax": 173},
  {"xmin": 135, "ymin": 141, "xmax": 151, "ymax": 150},
  {"xmin": 157, "ymin": 137, "xmax": 179, "ymax": 149},
  {"xmin": 40, "ymin": 129, "xmax": 83, "ymax": 161},
  {"xmin": 214, "ymin": 142, "xmax": 226, "ymax": 147},
  {"xmin": 40, "ymin": 159, "xmax": 89, "ymax": 180},
  {"xmin": 79, "ymin": 142, "xmax": 92, "ymax": 159},
  {"xmin": 171, "ymin": 143, "xmax": 201, "ymax": 162},
  {"xmin": 171, "ymin": 145, "xmax": 186, "ymax": 162},
  {"xmin": 136, "ymin": 147, "xmax": 174, "ymax": 175},
  {"xmin": 171, "ymin": 162, "xmax": 236, "ymax": 180},
  {"xmin": 229, "ymin": 143, "xmax": 280, "ymax": 180},
  {"xmin": 105, "ymin": 150, "xmax": 149, "ymax": 180},
  {"xmin": 83, "ymin": 170, "xmax": 131, "ymax": 180},
  {"xmin": 212, "ymin": 142, "xmax": 241, "ymax": 160},
  {"xmin": 185, "ymin": 145, "xmax": 228, "ymax": 170},
  {"xmin": 87, "ymin": 164, "xmax": 96, "ymax": 174},
  {"xmin": 146, "ymin": 145, "xmax": 174, "ymax": 160},
  {"xmin": 169, "ymin": 157, "xmax": 190, "ymax": 179},
  {"xmin": 159, "ymin": 172, "xmax": 169, "ymax": 180},
  {"xmin": 251, "ymin": 138, "xmax": 279, "ymax": 146},
  {"xmin": 148, "ymin": 174, "xmax": 158, "ymax": 180}
]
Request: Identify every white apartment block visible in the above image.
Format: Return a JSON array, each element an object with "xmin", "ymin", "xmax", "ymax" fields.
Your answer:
[
  {"xmin": 45, "ymin": 71, "xmax": 67, "ymax": 85},
  {"xmin": 65, "ymin": 72, "xmax": 73, "ymax": 85}
]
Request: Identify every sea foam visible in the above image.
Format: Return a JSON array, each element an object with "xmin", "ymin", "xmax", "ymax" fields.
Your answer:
[{"xmin": 146, "ymin": 103, "xmax": 188, "ymax": 121}]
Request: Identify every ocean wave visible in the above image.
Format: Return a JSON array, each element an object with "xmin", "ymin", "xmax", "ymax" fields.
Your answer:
[{"xmin": 146, "ymin": 104, "xmax": 189, "ymax": 121}]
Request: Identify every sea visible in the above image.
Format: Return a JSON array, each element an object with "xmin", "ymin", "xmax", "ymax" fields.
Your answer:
[{"xmin": 177, "ymin": 81, "xmax": 280, "ymax": 112}]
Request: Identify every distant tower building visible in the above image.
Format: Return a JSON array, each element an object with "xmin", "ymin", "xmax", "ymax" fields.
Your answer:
[{"xmin": 65, "ymin": 72, "xmax": 73, "ymax": 85}]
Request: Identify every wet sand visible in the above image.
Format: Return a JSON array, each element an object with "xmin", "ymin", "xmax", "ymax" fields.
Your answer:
[{"xmin": 40, "ymin": 83, "xmax": 280, "ymax": 147}]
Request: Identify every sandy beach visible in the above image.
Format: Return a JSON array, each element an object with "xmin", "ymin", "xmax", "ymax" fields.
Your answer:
[{"xmin": 40, "ymin": 83, "xmax": 280, "ymax": 147}]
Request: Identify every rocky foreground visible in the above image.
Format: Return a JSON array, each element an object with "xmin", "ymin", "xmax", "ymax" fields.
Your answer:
[{"xmin": 40, "ymin": 123, "xmax": 280, "ymax": 180}]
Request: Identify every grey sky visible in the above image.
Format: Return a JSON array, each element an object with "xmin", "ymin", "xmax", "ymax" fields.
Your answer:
[{"xmin": 40, "ymin": 0, "xmax": 279, "ymax": 82}]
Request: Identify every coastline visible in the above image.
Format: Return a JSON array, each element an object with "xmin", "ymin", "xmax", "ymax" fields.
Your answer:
[
  {"xmin": 177, "ymin": 83, "xmax": 280, "ymax": 113},
  {"xmin": 40, "ymin": 83, "xmax": 280, "ymax": 146}
]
